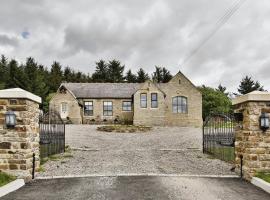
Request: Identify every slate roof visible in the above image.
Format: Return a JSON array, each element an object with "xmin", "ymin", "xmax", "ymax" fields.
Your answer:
[{"xmin": 61, "ymin": 83, "xmax": 142, "ymax": 98}]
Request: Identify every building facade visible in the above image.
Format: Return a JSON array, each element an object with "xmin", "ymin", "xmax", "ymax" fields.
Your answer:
[{"xmin": 49, "ymin": 72, "xmax": 202, "ymax": 127}]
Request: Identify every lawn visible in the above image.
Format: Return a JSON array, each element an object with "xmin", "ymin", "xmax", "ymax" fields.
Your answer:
[
  {"xmin": 256, "ymin": 172, "xmax": 270, "ymax": 183},
  {"xmin": 0, "ymin": 172, "xmax": 16, "ymax": 187},
  {"xmin": 205, "ymin": 146, "xmax": 235, "ymax": 162},
  {"xmin": 97, "ymin": 125, "xmax": 152, "ymax": 133}
]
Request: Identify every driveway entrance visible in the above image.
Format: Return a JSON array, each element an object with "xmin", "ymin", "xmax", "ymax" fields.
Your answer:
[
  {"xmin": 2, "ymin": 176, "xmax": 270, "ymax": 200},
  {"xmin": 37, "ymin": 125, "xmax": 235, "ymax": 177}
]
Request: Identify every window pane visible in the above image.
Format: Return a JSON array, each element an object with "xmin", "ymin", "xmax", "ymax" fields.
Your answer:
[
  {"xmin": 151, "ymin": 93, "xmax": 157, "ymax": 101},
  {"xmin": 172, "ymin": 105, "xmax": 178, "ymax": 113},
  {"xmin": 140, "ymin": 94, "xmax": 147, "ymax": 108},
  {"xmin": 123, "ymin": 101, "xmax": 132, "ymax": 111},
  {"xmin": 103, "ymin": 101, "xmax": 113, "ymax": 115},
  {"xmin": 172, "ymin": 97, "xmax": 177, "ymax": 105},
  {"xmin": 151, "ymin": 101, "xmax": 158, "ymax": 108},
  {"xmin": 172, "ymin": 96, "xmax": 187, "ymax": 113}
]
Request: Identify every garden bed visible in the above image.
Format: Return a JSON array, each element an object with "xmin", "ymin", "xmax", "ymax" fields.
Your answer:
[{"xmin": 97, "ymin": 125, "xmax": 152, "ymax": 133}]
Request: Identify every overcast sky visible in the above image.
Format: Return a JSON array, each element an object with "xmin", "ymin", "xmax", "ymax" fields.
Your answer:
[{"xmin": 0, "ymin": 0, "xmax": 269, "ymax": 92}]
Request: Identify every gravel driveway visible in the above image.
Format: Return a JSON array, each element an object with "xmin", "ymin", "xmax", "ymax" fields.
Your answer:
[{"xmin": 37, "ymin": 125, "xmax": 235, "ymax": 177}]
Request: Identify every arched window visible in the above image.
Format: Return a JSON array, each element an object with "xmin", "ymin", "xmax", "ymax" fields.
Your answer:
[{"xmin": 172, "ymin": 96, "xmax": 187, "ymax": 113}]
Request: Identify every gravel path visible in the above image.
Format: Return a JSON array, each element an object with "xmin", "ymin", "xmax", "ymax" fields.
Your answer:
[{"xmin": 37, "ymin": 125, "xmax": 235, "ymax": 177}]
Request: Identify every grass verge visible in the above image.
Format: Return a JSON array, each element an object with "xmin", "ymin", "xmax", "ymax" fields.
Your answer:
[
  {"xmin": 0, "ymin": 172, "xmax": 16, "ymax": 187},
  {"xmin": 256, "ymin": 172, "xmax": 270, "ymax": 183},
  {"xmin": 205, "ymin": 146, "xmax": 235, "ymax": 162}
]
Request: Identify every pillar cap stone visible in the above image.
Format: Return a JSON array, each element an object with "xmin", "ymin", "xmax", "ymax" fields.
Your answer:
[
  {"xmin": 232, "ymin": 91, "xmax": 270, "ymax": 105},
  {"xmin": 0, "ymin": 88, "xmax": 42, "ymax": 104}
]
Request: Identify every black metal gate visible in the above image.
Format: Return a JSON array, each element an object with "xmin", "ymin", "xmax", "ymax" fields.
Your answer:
[
  {"xmin": 39, "ymin": 110, "xmax": 65, "ymax": 159},
  {"xmin": 203, "ymin": 113, "xmax": 235, "ymax": 162}
]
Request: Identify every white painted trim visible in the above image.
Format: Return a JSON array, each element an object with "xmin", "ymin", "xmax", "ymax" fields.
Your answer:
[
  {"xmin": 0, "ymin": 88, "xmax": 41, "ymax": 104},
  {"xmin": 36, "ymin": 174, "xmax": 239, "ymax": 180},
  {"xmin": 0, "ymin": 179, "xmax": 25, "ymax": 198},
  {"xmin": 251, "ymin": 177, "xmax": 270, "ymax": 194}
]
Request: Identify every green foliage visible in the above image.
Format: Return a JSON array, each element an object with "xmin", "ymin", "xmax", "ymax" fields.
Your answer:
[
  {"xmin": 152, "ymin": 66, "xmax": 173, "ymax": 83},
  {"xmin": 49, "ymin": 61, "xmax": 63, "ymax": 92},
  {"xmin": 216, "ymin": 84, "xmax": 228, "ymax": 96},
  {"xmin": 198, "ymin": 85, "xmax": 232, "ymax": 119},
  {"xmin": 92, "ymin": 60, "xmax": 108, "ymax": 82},
  {"xmin": 0, "ymin": 172, "xmax": 16, "ymax": 187},
  {"xmin": 256, "ymin": 172, "xmax": 270, "ymax": 183},
  {"xmin": 136, "ymin": 68, "xmax": 149, "ymax": 83},
  {"xmin": 237, "ymin": 76, "xmax": 265, "ymax": 95},
  {"xmin": 107, "ymin": 60, "xmax": 125, "ymax": 82},
  {"xmin": 125, "ymin": 69, "xmax": 137, "ymax": 83}
]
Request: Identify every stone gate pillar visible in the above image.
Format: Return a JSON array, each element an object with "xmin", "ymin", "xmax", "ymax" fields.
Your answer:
[
  {"xmin": 233, "ymin": 91, "xmax": 270, "ymax": 180},
  {"xmin": 0, "ymin": 88, "xmax": 41, "ymax": 180}
]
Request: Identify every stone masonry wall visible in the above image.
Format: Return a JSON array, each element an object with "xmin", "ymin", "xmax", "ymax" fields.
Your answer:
[
  {"xmin": 234, "ymin": 101, "xmax": 270, "ymax": 180},
  {"xmin": 0, "ymin": 98, "xmax": 40, "ymax": 180}
]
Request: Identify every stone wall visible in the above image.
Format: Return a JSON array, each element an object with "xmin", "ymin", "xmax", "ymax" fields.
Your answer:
[
  {"xmin": 0, "ymin": 98, "xmax": 40, "ymax": 180},
  {"xmin": 234, "ymin": 101, "xmax": 270, "ymax": 180},
  {"xmin": 50, "ymin": 90, "xmax": 82, "ymax": 124},
  {"xmin": 133, "ymin": 73, "xmax": 202, "ymax": 127},
  {"xmin": 80, "ymin": 98, "xmax": 134, "ymax": 124}
]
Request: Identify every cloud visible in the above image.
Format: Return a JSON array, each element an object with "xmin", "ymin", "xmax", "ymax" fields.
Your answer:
[
  {"xmin": 0, "ymin": 34, "xmax": 18, "ymax": 46},
  {"xmin": 0, "ymin": 0, "xmax": 270, "ymax": 92}
]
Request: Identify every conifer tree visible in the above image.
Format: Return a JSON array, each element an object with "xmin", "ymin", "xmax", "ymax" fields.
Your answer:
[
  {"xmin": 136, "ymin": 68, "xmax": 149, "ymax": 83},
  {"xmin": 125, "ymin": 69, "xmax": 137, "ymax": 83}
]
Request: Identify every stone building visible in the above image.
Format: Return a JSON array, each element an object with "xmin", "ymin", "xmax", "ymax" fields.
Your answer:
[{"xmin": 50, "ymin": 72, "xmax": 202, "ymax": 127}]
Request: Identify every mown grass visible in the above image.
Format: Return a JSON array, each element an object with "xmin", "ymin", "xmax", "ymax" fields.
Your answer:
[
  {"xmin": 0, "ymin": 172, "xmax": 16, "ymax": 187},
  {"xmin": 256, "ymin": 172, "xmax": 270, "ymax": 183}
]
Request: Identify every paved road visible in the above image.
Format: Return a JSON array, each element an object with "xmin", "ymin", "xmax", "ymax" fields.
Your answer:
[
  {"xmin": 37, "ymin": 125, "xmax": 235, "ymax": 177},
  {"xmin": 2, "ymin": 176, "xmax": 270, "ymax": 200}
]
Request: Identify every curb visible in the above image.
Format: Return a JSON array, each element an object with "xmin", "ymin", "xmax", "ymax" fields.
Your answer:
[
  {"xmin": 251, "ymin": 177, "xmax": 270, "ymax": 194},
  {"xmin": 0, "ymin": 179, "xmax": 25, "ymax": 198},
  {"xmin": 36, "ymin": 174, "xmax": 239, "ymax": 180}
]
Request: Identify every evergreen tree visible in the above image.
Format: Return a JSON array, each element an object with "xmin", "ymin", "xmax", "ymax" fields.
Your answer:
[
  {"xmin": 107, "ymin": 60, "xmax": 125, "ymax": 82},
  {"xmin": 92, "ymin": 60, "xmax": 108, "ymax": 82},
  {"xmin": 162, "ymin": 67, "xmax": 173, "ymax": 83},
  {"xmin": 49, "ymin": 61, "xmax": 63, "ymax": 92},
  {"xmin": 152, "ymin": 66, "xmax": 162, "ymax": 83},
  {"xmin": 0, "ymin": 55, "xmax": 8, "ymax": 89},
  {"xmin": 6, "ymin": 59, "xmax": 27, "ymax": 89},
  {"xmin": 237, "ymin": 76, "xmax": 265, "ymax": 95},
  {"xmin": 63, "ymin": 67, "xmax": 72, "ymax": 82},
  {"xmin": 136, "ymin": 68, "xmax": 149, "ymax": 83},
  {"xmin": 152, "ymin": 66, "xmax": 173, "ymax": 83},
  {"xmin": 216, "ymin": 84, "xmax": 228, "ymax": 96},
  {"xmin": 125, "ymin": 69, "xmax": 137, "ymax": 83}
]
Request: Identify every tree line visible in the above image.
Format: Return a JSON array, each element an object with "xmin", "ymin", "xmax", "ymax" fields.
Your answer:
[
  {"xmin": 0, "ymin": 55, "xmax": 266, "ymax": 116},
  {"xmin": 0, "ymin": 55, "xmax": 173, "ymax": 110}
]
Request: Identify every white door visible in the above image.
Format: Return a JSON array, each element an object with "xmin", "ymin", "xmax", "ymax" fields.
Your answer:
[{"xmin": 60, "ymin": 102, "xmax": 68, "ymax": 119}]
